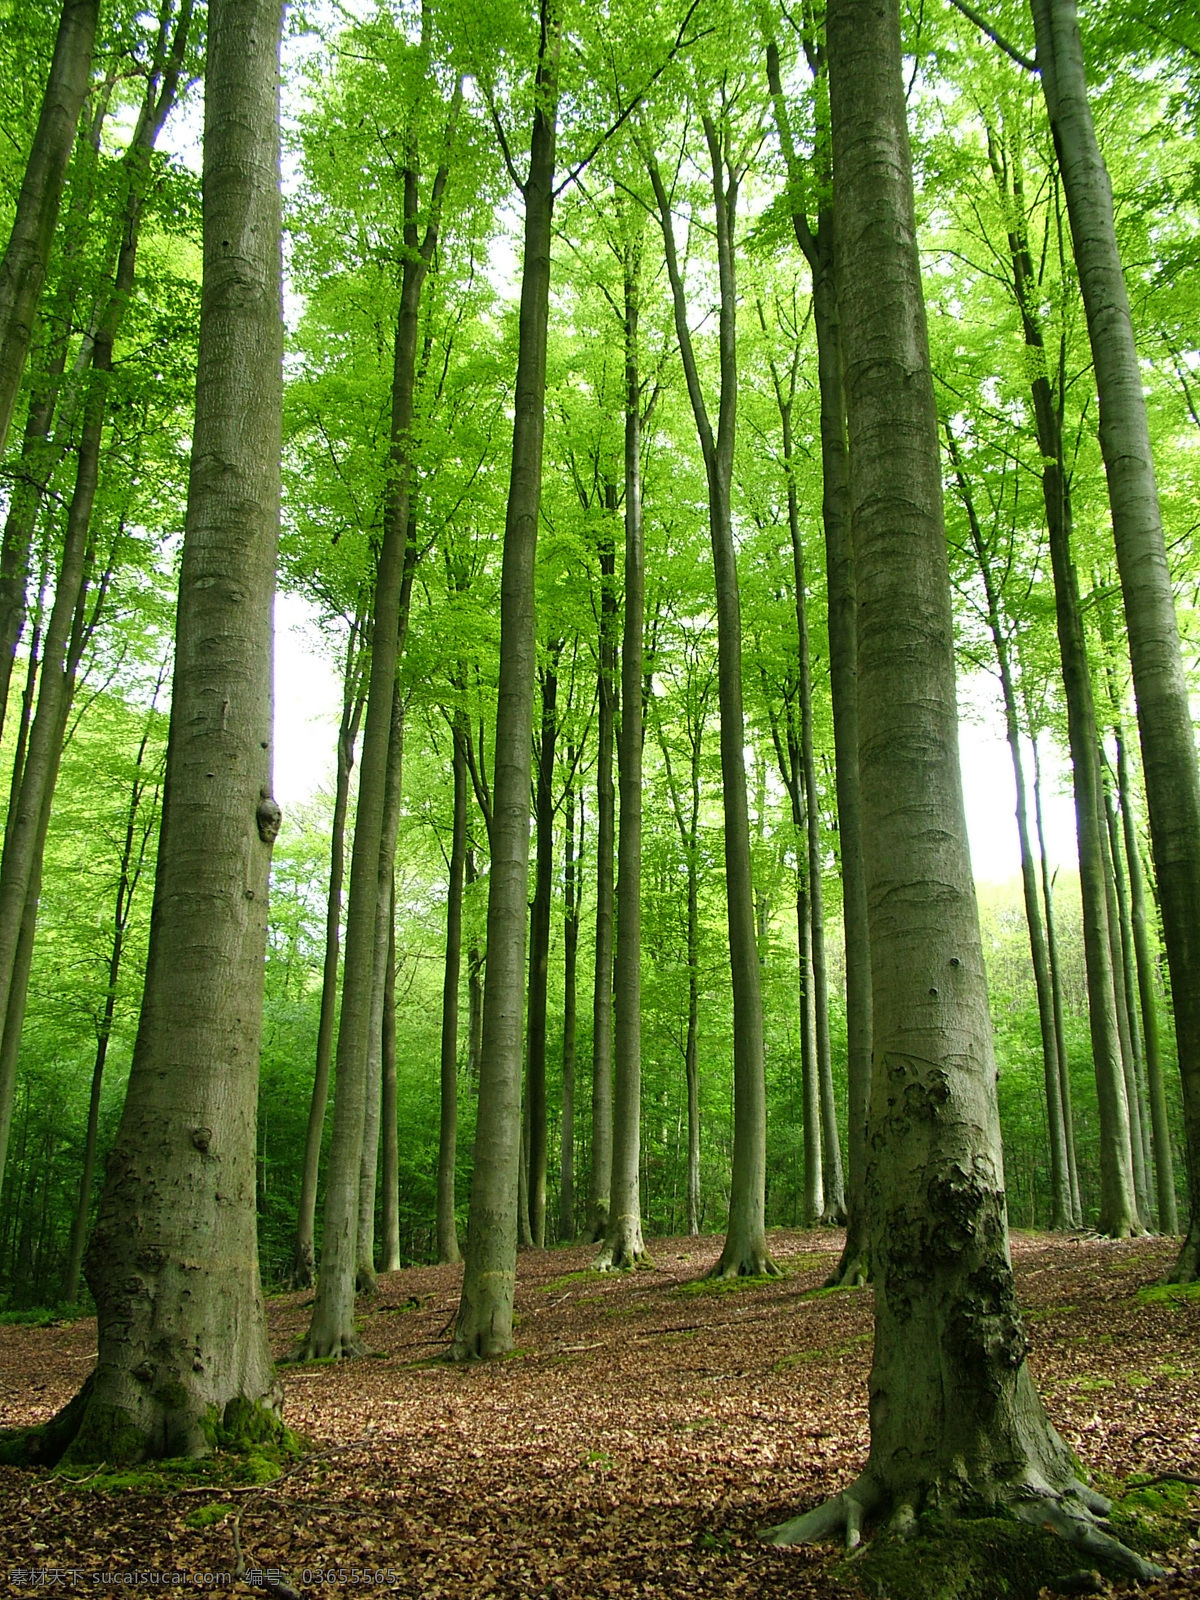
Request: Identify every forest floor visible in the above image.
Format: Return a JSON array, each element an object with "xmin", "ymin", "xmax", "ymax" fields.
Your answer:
[{"xmin": 0, "ymin": 1229, "xmax": 1198, "ymax": 1597}]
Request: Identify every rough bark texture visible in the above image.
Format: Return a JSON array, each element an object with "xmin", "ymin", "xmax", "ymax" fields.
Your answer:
[
  {"xmin": 1031, "ymin": 0, "xmax": 1200, "ymax": 1277},
  {"xmin": 292, "ymin": 622, "xmax": 365, "ymax": 1288},
  {"xmin": 762, "ymin": 6, "xmax": 1158, "ymax": 1576},
  {"xmin": 651, "ymin": 122, "xmax": 775, "ymax": 1282},
  {"xmin": 38, "ymin": 0, "xmax": 286, "ymax": 1463},
  {"xmin": 380, "ymin": 893, "xmax": 400, "ymax": 1271},
  {"xmin": 0, "ymin": 0, "xmax": 100, "ymax": 459},
  {"xmin": 595, "ymin": 236, "xmax": 647, "ymax": 1272},
  {"xmin": 437, "ymin": 713, "xmax": 469, "ymax": 1265},
  {"xmin": 451, "ymin": 1, "xmax": 560, "ymax": 1359}
]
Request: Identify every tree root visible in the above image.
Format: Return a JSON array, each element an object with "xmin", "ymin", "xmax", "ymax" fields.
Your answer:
[
  {"xmin": 706, "ymin": 1249, "xmax": 781, "ymax": 1281},
  {"xmin": 1167, "ymin": 1224, "xmax": 1198, "ymax": 1284},
  {"xmin": 283, "ymin": 1332, "xmax": 362, "ymax": 1363},
  {"xmin": 761, "ymin": 1476, "xmax": 1166, "ymax": 1589}
]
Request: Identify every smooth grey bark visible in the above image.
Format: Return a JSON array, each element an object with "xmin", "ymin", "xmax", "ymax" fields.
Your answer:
[
  {"xmin": 436, "ymin": 711, "xmax": 469, "ymax": 1265},
  {"xmin": 945, "ymin": 426, "xmax": 1072, "ymax": 1230},
  {"xmin": 466, "ymin": 847, "xmax": 484, "ymax": 1088},
  {"xmin": 451, "ymin": 0, "xmax": 560, "ymax": 1360},
  {"xmin": 34, "ymin": 0, "xmax": 287, "ymax": 1463},
  {"xmin": 558, "ymin": 771, "xmax": 580, "ymax": 1239},
  {"xmin": 650, "ymin": 119, "xmax": 776, "ymax": 1281},
  {"xmin": 291, "ymin": 614, "xmax": 366, "ymax": 1288},
  {"xmin": 587, "ymin": 520, "xmax": 617, "ymax": 1241},
  {"xmin": 1031, "ymin": 0, "xmax": 1200, "ymax": 1278},
  {"xmin": 380, "ymin": 893, "xmax": 400, "ymax": 1272},
  {"xmin": 526, "ymin": 641, "xmax": 562, "ymax": 1249},
  {"xmin": 300, "ymin": 70, "xmax": 455, "ymax": 1357},
  {"xmin": 0, "ymin": 0, "xmax": 100, "ymax": 460},
  {"xmin": 765, "ymin": 7, "xmax": 1158, "ymax": 1573},
  {"xmin": 986, "ymin": 129, "xmax": 1138, "ymax": 1235},
  {"xmin": 61, "ymin": 699, "xmax": 160, "ymax": 1306},
  {"xmin": 1111, "ymin": 726, "xmax": 1178, "ymax": 1232},
  {"xmin": 595, "ymin": 230, "xmax": 647, "ymax": 1271},
  {"xmin": 357, "ymin": 682, "xmax": 406, "ymax": 1294},
  {"xmin": 765, "ymin": 30, "xmax": 869, "ymax": 1280}
]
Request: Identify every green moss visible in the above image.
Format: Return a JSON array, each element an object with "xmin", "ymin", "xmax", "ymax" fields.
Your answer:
[
  {"xmin": 62, "ymin": 1402, "xmax": 150, "ymax": 1467},
  {"xmin": 845, "ymin": 1514, "xmax": 1114, "ymax": 1600},
  {"xmin": 674, "ymin": 1272, "xmax": 779, "ymax": 1297},
  {"xmin": 0, "ymin": 1305, "xmax": 85, "ymax": 1326},
  {"xmin": 542, "ymin": 1270, "xmax": 610, "ymax": 1293},
  {"xmin": 1105, "ymin": 1473, "xmax": 1199, "ymax": 1555},
  {"xmin": 184, "ymin": 1503, "xmax": 233, "ymax": 1529},
  {"xmin": 1138, "ymin": 1280, "xmax": 1200, "ymax": 1306},
  {"xmin": 1022, "ymin": 1304, "xmax": 1075, "ymax": 1321}
]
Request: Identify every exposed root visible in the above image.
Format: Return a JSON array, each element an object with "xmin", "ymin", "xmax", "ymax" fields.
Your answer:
[
  {"xmin": 760, "ymin": 1478, "xmax": 1166, "ymax": 1588},
  {"xmin": 706, "ymin": 1248, "xmax": 781, "ymax": 1281},
  {"xmin": 1167, "ymin": 1223, "xmax": 1198, "ymax": 1284},
  {"xmin": 593, "ymin": 1215, "xmax": 649, "ymax": 1272},
  {"xmin": 820, "ymin": 1201, "xmax": 849, "ymax": 1228},
  {"xmin": 284, "ymin": 1332, "xmax": 362, "ymax": 1363}
]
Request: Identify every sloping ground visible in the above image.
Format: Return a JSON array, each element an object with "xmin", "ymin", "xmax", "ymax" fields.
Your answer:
[{"xmin": 0, "ymin": 1229, "xmax": 1197, "ymax": 1597}]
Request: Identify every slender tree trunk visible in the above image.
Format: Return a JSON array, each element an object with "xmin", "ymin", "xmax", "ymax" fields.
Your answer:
[
  {"xmin": 357, "ymin": 675, "xmax": 407, "ymax": 1294},
  {"xmin": 1100, "ymin": 758, "xmax": 1151, "ymax": 1219},
  {"xmin": 526, "ymin": 641, "xmax": 562, "ymax": 1248},
  {"xmin": 61, "ymin": 707, "xmax": 159, "ymax": 1305},
  {"xmin": 1031, "ymin": 0, "xmax": 1200, "ymax": 1280},
  {"xmin": 946, "ymin": 428, "xmax": 1072, "ymax": 1230},
  {"xmin": 301, "ymin": 69, "xmax": 455, "ymax": 1356},
  {"xmin": 380, "ymin": 896, "xmax": 400, "ymax": 1271},
  {"xmin": 596, "ymin": 229, "xmax": 647, "ymax": 1271},
  {"xmin": 466, "ymin": 848, "xmax": 483, "ymax": 1088},
  {"xmin": 28, "ymin": 0, "xmax": 287, "ymax": 1464},
  {"xmin": 451, "ymin": 1, "xmax": 560, "ymax": 1359},
  {"xmin": 436, "ymin": 713, "xmax": 469, "ymax": 1265},
  {"xmin": 650, "ymin": 122, "xmax": 776, "ymax": 1281},
  {"xmin": 1112, "ymin": 727, "xmax": 1178, "ymax": 1231},
  {"xmin": 558, "ymin": 770, "xmax": 580, "ymax": 1240},
  {"xmin": 587, "ymin": 523, "xmax": 617, "ymax": 1241},
  {"xmin": 0, "ymin": 0, "xmax": 100, "ymax": 459},
  {"xmin": 291, "ymin": 618, "xmax": 366, "ymax": 1288},
  {"xmin": 768, "ymin": 11, "xmax": 1157, "ymax": 1569}
]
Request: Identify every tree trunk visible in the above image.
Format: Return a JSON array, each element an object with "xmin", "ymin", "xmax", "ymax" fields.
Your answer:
[
  {"xmin": 451, "ymin": 0, "xmax": 560, "ymax": 1359},
  {"xmin": 357, "ymin": 683, "xmax": 406, "ymax": 1294},
  {"xmin": 436, "ymin": 712, "xmax": 469, "ymax": 1265},
  {"xmin": 558, "ymin": 773, "xmax": 580, "ymax": 1240},
  {"xmin": 587, "ymin": 521, "xmax": 617, "ymax": 1241},
  {"xmin": 1031, "ymin": 0, "xmax": 1200, "ymax": 1278},
  {"xmin": 380, "ymin": 893, "xmax": 400, "ymax": 1272},
  {"xmin": 526, "ymin": 640, "xmax": 562, "ymax": 1248},
  {"xmin": 28, "ymin": 0, "xmax": 287, "ymax": 1464},
  {"xmin": 945, "ymin": 427, "xmax": 1072, "ymax": 1230},
  {"xmin": 291, "ymin": 616, "xmax": 366, "ymax": 1288},
  {"xmin": 0, "ymin": 0, "xmax": 100, "ymax": 459},
  {"xmin": 61, "ymin": 704, "xmax": 160, "ymax": 1305},
  {"xmin": 300, "ymin": 66, "xmax": 455, "ymax": 1356},
  {"xmin": 650, "ymin": 122, "xmax": 776, "ymax": 1281},
  {"xmin": 596, "ymin": 228, "xmax": 647, "ymax": 1271},
  {"xmin": 766, "ymin": 9, "xmax": 1158, "ymax": 1572},
  {"xmin": 466, "ymin": 847, "xmax": 483, "ymax": 1088}
]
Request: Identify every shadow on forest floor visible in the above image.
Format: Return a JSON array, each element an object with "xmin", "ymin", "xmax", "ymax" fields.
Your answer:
[{"xmin": 0, "ymin": 1230, "xmax": 1197, "ymax": 1596}]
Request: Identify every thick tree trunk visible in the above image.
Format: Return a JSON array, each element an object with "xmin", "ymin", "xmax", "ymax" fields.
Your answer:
[
  {"xmin": 558, "ymin": 774, "xmax": 580, "ymax": 1240},
  {"xmin": 451, "ymin": 1, "xmax": 560, "ymax": 1359},
  {"xmin": 596, "ymin": 234, "xmax": 647, "ymax": 1271},
  {"xmin": 291, "ymin": 620, "xmax": 365, "ymax": 1288},
  {"xmin": 587, "ymin": 523, "xmax": 617, "ymax": 1241},
  {"xmin": 0, "ymin": 0, "xmax": 100, "ymax": 459},
  {"xmin": 946, "ymin": 428, "xmax": 1072, "ymax": 1230},
  {"xmin": 25, "ymin": 0, "xmax": 287, "ymax": 1464},
  {"xmin": 436, "ymin": 713, "xmax": 469, "ymax": 1265},
  {"xmin": 765, "ymin": 8, "xmax": 1158, "ymax": 1575},
  {"xmin": 1031, "ymin": 0, "xmax": 1200, "ymax": 1278},
  {"xmin": 526, "ymin": 641, "xmax": 562, "ymax": 1249},
  {"xmin": 651, "ymin": 123, "xmax": 776, "ymax": 1281}
]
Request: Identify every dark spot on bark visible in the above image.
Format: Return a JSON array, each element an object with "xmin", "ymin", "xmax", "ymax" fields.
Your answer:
[
  {"xmin": 950, "ymin": 956, "xmax": 960, "ymax": 967},
  {"xmin": 191, "ymin": 1127, "xmax": 212, "ymax": 1153},
  {"xmin": 132, "ymin": 1361, "xmax": 155, "ymax": 1385},
  {"xmin": 256, "ymin": 792, "xmax": 281, "ymax": 843},
  {"xmin": 929, "ymin": 987, "xmax": 938, "ymax": 997},
  {"xmin": 136, "ymin": 1247, "xmax": 165, "ymax": 1271}
]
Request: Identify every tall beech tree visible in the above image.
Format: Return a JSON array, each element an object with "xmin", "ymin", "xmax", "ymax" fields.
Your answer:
[
  {"xmin": 298, "ymin": 35, "xmax": 457, "ymax": 1356},
  {"xmin": 765, "ymin": 0, "xmax": 1159, "ymax": 1576},
  {"xmin": 1030, "ymin": 0, "xmax": 1200, "ymax": 1276},
  {"xmin": 452, "ymin": 0, "xmax": 561, "ymax": 1360},
  {"xmin": 586, "ymin": 514, "xmax": 616, "ymax": 1242},
  {"xmin": 10, "ymin": 0, "xmax": 287, "ymax": 1463},
  {"xmin": 0, "ymin": 0, "xmax": 100, "ymax": 459},
  {"xmin": 649, "ymin": 106, "xmax": 777, "ymax": 1280}
]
